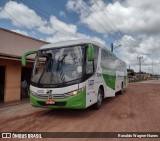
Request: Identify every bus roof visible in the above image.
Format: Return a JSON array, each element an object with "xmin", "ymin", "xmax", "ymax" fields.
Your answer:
[
  {"xmin": 39, "ymin": 39, "xmax": 124, "ymax": 63},
  {"xmin": 40, "ymin": 39, "xmax": 106, "ymax": 50}
]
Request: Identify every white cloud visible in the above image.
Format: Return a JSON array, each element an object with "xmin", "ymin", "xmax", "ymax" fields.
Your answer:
[
  {"xmin": 66, "ymin": 0, "xmax": 160, "ymax": 74},
  {"xmin": 59, "ymin": 11, "xmax": 66, "ymax": 17},
  {"xmin": 50, "ymin": 16, "xmax": 77, "ymax": 34},
  {"xmin": 37, "ymin": 25, "xmax": 55, "ymax": 35},
  {"xmin": 66, "ymin": 0, "xmax": 89, "ymax": 18},
  {"xmin": 44, "ymin": 31, "xmax": 105, "ymax": 46},
  {"xmin": 0, "ymin": 1, "xmax": 106, "ymax": 47},
  {"xmin": 66, "ymin": 0, "xmax": 160, "ymax": 35},
  {"xmin": 116, "ymin": 35, "xmax": 160, "ymax": 73},
  {"xmin": 0, "ymin": 1, "xmax": 46, "ymax": 29},
  {"xmin": 11, "ymin": 29, "xmax": 28, "ymax": 36},
  {"xmin": 3, "ymin": 0, "xmax": 160, "ymax": 73},
  {"xmin": 36, "ymin": 15, "xmax": 105, "ymax": 46},
  {"xmin": 37, "ymin": 15, "xmax": 78, "ymax": 35}
]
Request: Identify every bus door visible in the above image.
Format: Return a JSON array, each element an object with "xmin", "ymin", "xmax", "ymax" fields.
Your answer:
[
  {"xmin": 85, "ymin": 45, "xmax": 99, "ymax": 107},
  {"xmin": 85, "ymin": 60, "xmax": 97, "ymax": 107}
]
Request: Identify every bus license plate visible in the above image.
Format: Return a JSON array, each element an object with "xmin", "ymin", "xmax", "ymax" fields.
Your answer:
[{"xmin": 46, "ymin": 100, "xmax": 55, "ymax": 104}]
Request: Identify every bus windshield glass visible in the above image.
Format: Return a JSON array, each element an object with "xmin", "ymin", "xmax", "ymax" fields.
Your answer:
[{"xmin": 31, "ymin": 45, "xmax": 85, "ymax": 87}]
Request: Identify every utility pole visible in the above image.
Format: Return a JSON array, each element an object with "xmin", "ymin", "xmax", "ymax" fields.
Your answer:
[
  {"xmin": 111, "ymin": 43, "xmax": 113, "ymax": 52},
  {"xmin": 129, "ymin": 65, "xmax": 130, "ymax": 82},
  {"xmin": 148, "ymin": 67, "xmax": 150, "ymax": 74},
  {"xmin": 152, "ymin": 62, "xmax": 153, "ymax": 75},
  {"xmin": 137, "ymin": 56, "xmax": 143, "ymax": 80},
  {"xmin": 111, "ymin": 43, "xmax": 121, "ymax": 52}
]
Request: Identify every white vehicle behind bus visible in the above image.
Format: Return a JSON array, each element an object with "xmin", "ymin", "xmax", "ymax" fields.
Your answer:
[{"xmin": 22, "ymin": 39, "xmax": 127, "ymax": 109}]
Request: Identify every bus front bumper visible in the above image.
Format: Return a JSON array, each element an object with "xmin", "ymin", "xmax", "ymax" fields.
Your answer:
[{"xmin": 30, "ymin": 91, "xmax": 86, "ymax": 109}]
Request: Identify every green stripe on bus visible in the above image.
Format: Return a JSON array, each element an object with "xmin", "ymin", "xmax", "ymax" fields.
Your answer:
[{"xmin": 102, "ymin": 69, "xmax": 116, "ymax": 90}]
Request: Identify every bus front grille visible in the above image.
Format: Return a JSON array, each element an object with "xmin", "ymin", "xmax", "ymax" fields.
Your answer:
[{"xmin": 36, "ymin": 93, "xmax": 71, "ymax": 99}]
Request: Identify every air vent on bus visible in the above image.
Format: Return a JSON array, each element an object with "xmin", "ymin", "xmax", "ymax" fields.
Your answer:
[{"xmin": 36, "ymin": 93, "xmax": 71, "ymax": 99}]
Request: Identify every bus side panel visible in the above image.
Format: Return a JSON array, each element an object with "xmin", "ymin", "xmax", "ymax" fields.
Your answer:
[
  {"xmin": 115, "ymin": 71, "xmax": 125, "ymax": 92},
  {"xmin": 85, "ymin": 74, "xmax": 98, "ymax": 108},
  {"xmin": 124, "ymin": 69, "xmax": 128, "ymax": 88},
  {"xmin": 102, "ymin": 69, "xmax": 116, "ymax": 97},
  {"xmin": 100, "ymin": 47, "xmax": 127, "ymax": 96}
]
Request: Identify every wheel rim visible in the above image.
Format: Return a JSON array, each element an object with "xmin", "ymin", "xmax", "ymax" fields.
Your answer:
[
  {"xmin": 97, "ymin": 93, "xmax": 102, "ymax": 106},
  {"xmin": 121, "ymin": 84, "xmax": 123, "ymax": 93}
]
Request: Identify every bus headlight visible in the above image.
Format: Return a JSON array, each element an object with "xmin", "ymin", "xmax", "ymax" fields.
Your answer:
[
  {"xmin": 72, "ymin": 91, "xmax": 78, "ymax": 95},
  {"xmin": 71, "ymin": 87, "xmax": 86, "ymax": 96}
]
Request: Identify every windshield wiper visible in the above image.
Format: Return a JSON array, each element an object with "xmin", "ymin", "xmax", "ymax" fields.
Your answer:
[
  {"xmin": 56, "ymin": 54, "xmax": 67, "ymax": 84},
  {"xmin": 38, "ymin": 54, "xmax": 52, "ymax": 84}
]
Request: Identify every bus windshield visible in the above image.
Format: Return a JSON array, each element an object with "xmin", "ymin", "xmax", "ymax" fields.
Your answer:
[{"xmin": 31, "ymin": 45, "xmax": 85, "ymax": 87}]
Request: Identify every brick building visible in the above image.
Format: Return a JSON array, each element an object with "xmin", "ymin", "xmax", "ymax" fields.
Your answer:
[{"xmin": 0, "ymin": 28, "xmax": 48, "ymax": 103}]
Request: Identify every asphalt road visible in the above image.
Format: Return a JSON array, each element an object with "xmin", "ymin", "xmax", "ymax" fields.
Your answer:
[{"xmin": 0, "ymin": 80, "xmax": 160, "ymax": 141}]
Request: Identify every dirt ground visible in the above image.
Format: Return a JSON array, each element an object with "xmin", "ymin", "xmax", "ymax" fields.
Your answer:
[{"xmin": 0, "ymin": 81, "xmax": 160, "ymax": 141}]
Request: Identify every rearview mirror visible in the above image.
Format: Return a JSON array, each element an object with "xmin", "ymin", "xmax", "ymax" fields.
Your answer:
[
  {"xmin": 87, "ymin": 43, "xmax": 94, "ymax": 61},
  {"xmin": 21, "ymin": 50, "xmax": 37, "ymax": 66}
]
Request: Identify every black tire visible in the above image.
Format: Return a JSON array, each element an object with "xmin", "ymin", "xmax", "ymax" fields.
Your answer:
[
  {"xmin": 120, "ymin": 82, "xmax": 124, "ymax": 94},
  {"xmin": 94, "ymin": 89, "xmax": 103, "ymax": 109}
]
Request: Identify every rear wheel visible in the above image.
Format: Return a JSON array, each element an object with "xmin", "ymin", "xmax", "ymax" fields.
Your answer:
[
  {"xmin": 120, "ymin": 82, "xmax": 124, "ymax": 94},
  {"xmin": 94, "ymin": 89, "xmax": 103, "ymax": 109}
]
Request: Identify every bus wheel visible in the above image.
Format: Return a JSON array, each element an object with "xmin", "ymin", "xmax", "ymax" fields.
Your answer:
[
  {"xmin": 120, "ymin": 82, "xmax": 124, "ymax": 94},
  {"xmin": 94, "ymin": 89, "xmax": 103, "ymax": 109}
]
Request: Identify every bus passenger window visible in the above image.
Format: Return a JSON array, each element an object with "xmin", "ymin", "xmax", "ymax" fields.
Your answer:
[
  {"xmin": 93, "ymin": 45, "xmax": 99, "ymax": 71},
  {"xmin": 86, "ymin": 61, "xmax": 94, "ymax": 74}
]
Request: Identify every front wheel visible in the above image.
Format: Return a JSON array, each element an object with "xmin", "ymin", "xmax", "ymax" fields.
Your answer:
[{"xmin": 94, "ymin": 89, "xmax": 103, "ymax": 109}]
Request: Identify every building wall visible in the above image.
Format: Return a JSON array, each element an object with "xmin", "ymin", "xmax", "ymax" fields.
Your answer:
[
  {"xmin": 0, "ymin": 58, "xmax": 33, "ymax": 102},
  {"xmin": 0, "ymin": 29, "xmax": 48, "ymax": 57},
  {"xmin": 0, "ymin": 28, "xmax": 48, "ymax": 103}
]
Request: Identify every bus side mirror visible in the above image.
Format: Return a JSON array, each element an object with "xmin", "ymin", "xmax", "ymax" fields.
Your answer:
[
  {"xmin": 87, "ymin": 43, "xmax": 94, "ymax": 61},
  {"xmin": 21, "ymin": 50, "xmax": 37, "ymax": 66}
]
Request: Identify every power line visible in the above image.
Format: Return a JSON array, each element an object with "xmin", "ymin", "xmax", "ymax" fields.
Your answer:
[
  {"xmin": 47, "ymin": 0, "xmax": 108, "ymax": 41},
  {"xmin": 79, "ymin": 1, "xmax": 132, "ymax": 54},
  {"xmin": 56, "ymin": 0, "xmax": 107, "ymax": 37},
  {"xmin": 94, "ymin": 1, "xmax": 130, "ymax": 47},
  {"xmin": 21, "ymin": 0, "xmax": 51, "ymax": 19},
  {"xmin": 22, "ymin": 0, "xmax": 100, "ymax": 40},
  {"xmin": 1, "ymin": 0, "xmax": 131, "ymax": 49},
  {"xmin": 2, "ymin": 0, "xmax": 99, "ymax": 42},
  {"xmin": 1, "ymin": 1, "xmax": 46, "ymax": 26},
  {"xmin": 71, "ymin": 1, "xmax": 124, "ymax": 46},
  {"xmin": 152, "ymin": 62, "xmax": 153, "ymax": 74},
  {"xmin": 89, "ymin": 6, "xmax": 124, "ymax": 46},
  {"xmin": 52, "ymin": 0, "xmax": 116, "ymax": 43},
  {"xmin": 0, "ymin": 3, "xmax": 40, "ymax": 39},
  {"xmin": 75, "ymin": 0, "xmax": 130, "ymax": 47}
]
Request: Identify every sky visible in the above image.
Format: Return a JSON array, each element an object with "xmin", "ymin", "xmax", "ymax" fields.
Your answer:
[{"xmin": 0, "ymin": 0, "xmax": 160, "ymax": 74}]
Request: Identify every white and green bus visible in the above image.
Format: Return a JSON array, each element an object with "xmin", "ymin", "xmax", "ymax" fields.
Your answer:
[{"xmin": 22, "ymin": 39, "xmax": 127, "ymax": 109}]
